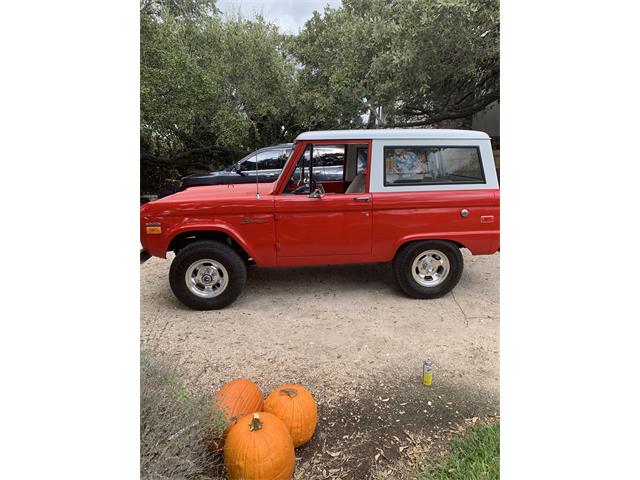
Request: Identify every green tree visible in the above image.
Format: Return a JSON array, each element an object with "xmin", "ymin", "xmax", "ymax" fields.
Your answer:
[
  {"xmin": 291, "ymin": 0, "xmax": 499, "ymax": 128},
  {"xmin": 216, "ymin": 16, "xmax": 298, "ymax": 147},
  {"xmin": 140, "ymin": 0, "xmax": 298, "ymax": 192}
]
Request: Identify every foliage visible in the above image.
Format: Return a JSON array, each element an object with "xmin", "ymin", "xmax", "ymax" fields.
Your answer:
[
  {"xmin": 140, "ymin": 350, "xmax": 226, "ymax": 479},
  {"xmin": 291, "ymin": 0, "xmax": 499, "ymax": 128},
  {"xmin": 140, "ymin": 0, "xmax": 218, "ymax": 20}
]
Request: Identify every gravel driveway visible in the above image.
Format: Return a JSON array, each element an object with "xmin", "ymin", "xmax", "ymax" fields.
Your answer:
[{"xmin": 141, "ymin": 250, "xmax": 499, "ymax": 479}]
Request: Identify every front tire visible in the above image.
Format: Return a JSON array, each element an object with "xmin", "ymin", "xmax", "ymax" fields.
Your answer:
[
  {"xmin": 393, "ymin": 240, "xmax": 463, "ymax": 299},
  {"xmin": 169, "ymin": 240, "xmax": 247, "ymax": 310}
]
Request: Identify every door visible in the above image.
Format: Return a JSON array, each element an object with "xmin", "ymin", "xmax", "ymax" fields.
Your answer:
[{"xmin": 274, "ymin": 193, "xmax": 372, "ymax": 257}]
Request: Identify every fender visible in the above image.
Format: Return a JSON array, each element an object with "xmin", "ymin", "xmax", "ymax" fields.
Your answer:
[{"xmin": 162, "ymin": 220, "xmax": 263, "ymax": 264}]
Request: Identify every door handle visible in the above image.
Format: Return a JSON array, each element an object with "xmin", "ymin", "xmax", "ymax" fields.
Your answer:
[{"xmin": 354, "ymin": 196, "xmax": 370, "ymax": 202}]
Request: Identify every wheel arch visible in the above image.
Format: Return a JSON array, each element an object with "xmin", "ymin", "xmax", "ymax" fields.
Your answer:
[
  {"xmin": 393, "ymin": 237, "xmax": 466, "ymax": 260},
  {"xmin": 167, "ymin": 228, "xmax": 254, "ymax": 264}
]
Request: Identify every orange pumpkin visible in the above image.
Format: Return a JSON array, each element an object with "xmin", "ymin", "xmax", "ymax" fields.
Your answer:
[
  {"xmin": 207, "ymin": 378, "xmax": 264, "ymax": 452},
  {"xmin": 264, "ymin": 384, "xmax": 318, "ymax": 447},
  {"xmin": 224, "ymin": 412, "xmax": 295, "ymax": 480}
]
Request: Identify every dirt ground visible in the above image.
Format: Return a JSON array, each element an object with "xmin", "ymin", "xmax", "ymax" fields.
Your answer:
[{"xmin": 141, "ymin": 250, "xmax": 499, "ymax": 479}]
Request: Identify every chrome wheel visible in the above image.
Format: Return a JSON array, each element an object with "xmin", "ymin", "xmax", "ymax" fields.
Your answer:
[
  {"xmin": 185, "ymin": 259, "xmax": 229, "ymax": 298},
  {"xmin": 411, "ymin": 250, "xmax": 450, "ymax": 287}
]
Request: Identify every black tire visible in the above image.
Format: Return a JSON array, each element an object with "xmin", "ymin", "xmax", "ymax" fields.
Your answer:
[
  {"xmin": 169, "ymin": 240, "xmax": 247, "ymax": 310},
  {"xmin": 393, "ymin": 240, "xmax": 463, "ymax": 299}
]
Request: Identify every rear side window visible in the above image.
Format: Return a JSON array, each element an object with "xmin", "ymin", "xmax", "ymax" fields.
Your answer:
[{"xmin": 383, "ymin": 146, "xmax": 485, "ymax": 186}]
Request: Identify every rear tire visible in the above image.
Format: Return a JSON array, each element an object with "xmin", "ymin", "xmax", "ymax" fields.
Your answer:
[
  {"xmin": 393, "ymin": 240, "xmax": 463, "ymax": 299},
  {"xmin": 169, "ymin": 240, "xmax": 247, "ymax": 310}
]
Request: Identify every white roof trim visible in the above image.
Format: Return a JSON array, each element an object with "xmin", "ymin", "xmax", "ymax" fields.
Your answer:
[{"xmin": 295, "ymin": 128, "xmax": 490, "ymax": 141}]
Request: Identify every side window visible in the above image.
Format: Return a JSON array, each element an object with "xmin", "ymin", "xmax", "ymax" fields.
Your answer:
[
  {"xmin": 240, "ymin": 153, "xmax": 260, "ymax": 171},
  {"xmin": 313, "ymin": 145, "xmax": 345, "ymax": 181},
  {"xmin": 273, "ymin": 149, "xmax": 290, "ymax": 170},
  {"xmin": 284, "ymin": 144, "xmax": 346, "ymax": 192},
  {"xmin": 261, "ymin": 149, "xmax": 287, "ymax": 170},
  {"xmin": 241, "ymin": 149, "xmax": 283, "ymax": 171},
  {"xmin": 383, "ymin": 146, "xmax": 485, "ymax": 186}
]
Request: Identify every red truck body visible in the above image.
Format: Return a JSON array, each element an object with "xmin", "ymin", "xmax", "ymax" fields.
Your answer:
[
  {"xmin": 141, "ymin": 183, "xmax": 499, "ymax": 266},
  {"xmin": 141, "ymin": 129, "xmax": 499, "ymax": 309}
]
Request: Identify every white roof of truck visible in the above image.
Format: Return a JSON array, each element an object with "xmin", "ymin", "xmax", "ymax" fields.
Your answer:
[{"xmin": 295, "ymin": 128, "xmax": 490, "ymax": 141}]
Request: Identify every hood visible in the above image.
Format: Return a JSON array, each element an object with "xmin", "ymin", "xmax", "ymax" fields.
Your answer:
[
  {"xmin": 141, "ymin": 181, "xmax": 277, "ymax": 217},
  {"xmin": 174, "ymin": 181, "xmax": 276, "ymax": 199}
]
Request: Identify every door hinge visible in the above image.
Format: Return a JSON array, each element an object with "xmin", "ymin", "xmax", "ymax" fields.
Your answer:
[
  {"xmin": 275, "ymin": 242, "xmax": 280, "ymax": 251},
  {"xmin": 274, "ymin": 213, "xmax": 280, "ymax": 221}
]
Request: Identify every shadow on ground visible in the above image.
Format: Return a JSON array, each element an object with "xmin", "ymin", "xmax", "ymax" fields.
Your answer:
[{"xmin": 294, "ymin": 374, "xmax": 497, "ymax": 479}]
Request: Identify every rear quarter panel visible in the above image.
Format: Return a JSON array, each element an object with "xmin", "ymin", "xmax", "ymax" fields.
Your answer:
[{"xmin": 371, "ymin": 189, "xmax": 500, "ymax": 260}]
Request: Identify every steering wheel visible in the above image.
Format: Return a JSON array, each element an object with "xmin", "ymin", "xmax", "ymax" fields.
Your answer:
[
  {"xmin": 292, "ymin": 183, "xmax": 310, "ymax": 195},
  {"xmin": 292, "ymin": 178, "xmax": 316, "ymax": 195}
]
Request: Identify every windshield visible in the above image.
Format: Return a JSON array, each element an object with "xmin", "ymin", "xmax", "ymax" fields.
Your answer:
[
  {"xmin": 224, "ymin": 154, "xmax": 249, "ymax": 172},
  {"xmin": 274, "ymin": 145, "xmax": 297, "ymax": 183},
  {"xmin": 224, "ymin": 150, "xmax": 256, "ymax": 172}
]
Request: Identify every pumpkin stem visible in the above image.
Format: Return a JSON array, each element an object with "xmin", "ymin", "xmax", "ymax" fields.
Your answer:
[
  {"xmin": 280, "ymin": 388, "xmax": 298, "ymax": 398},
  {"xmin": 249, "ymin": 413, "xmax": 263, "ymax": 431}
]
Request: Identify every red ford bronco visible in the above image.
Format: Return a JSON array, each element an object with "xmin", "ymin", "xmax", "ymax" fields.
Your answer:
[{"xmin": 140, "ymin": 129, "xmax": 500, "ymax": 310}]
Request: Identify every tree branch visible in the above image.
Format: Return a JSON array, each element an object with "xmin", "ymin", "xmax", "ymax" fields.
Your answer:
[{"xmin": 390, "ymin": 92, "xmax": 499, "ymax": 127}]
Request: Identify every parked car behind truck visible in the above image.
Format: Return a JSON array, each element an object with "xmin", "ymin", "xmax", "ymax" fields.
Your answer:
[
  {"xmin": 141, "ymin": 129, "xmax": 500, "ymax": 310},
  {"xmin": 177, "ymin": 144, "xmax": 294, "ymax": 192}
]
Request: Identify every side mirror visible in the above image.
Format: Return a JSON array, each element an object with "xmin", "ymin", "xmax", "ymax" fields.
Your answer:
[{"xmin": 309, "ymin": 184, "xmax": 325, "ymax": 199}]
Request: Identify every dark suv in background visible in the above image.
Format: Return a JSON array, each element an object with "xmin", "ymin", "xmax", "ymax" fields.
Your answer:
[{"xmin": 178, "ymin": 144, "xmax": 293, "ymax": 191}]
